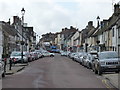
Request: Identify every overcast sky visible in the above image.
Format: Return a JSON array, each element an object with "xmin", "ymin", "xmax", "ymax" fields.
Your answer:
[{"xmin": 0, "ymin": 0, "xmax": 120, "ymax": 39}]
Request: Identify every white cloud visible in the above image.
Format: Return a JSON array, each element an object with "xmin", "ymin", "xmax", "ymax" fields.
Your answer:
[{"xmin": 0, "ymin": 0, "xmax": 118, "ymax": 37}]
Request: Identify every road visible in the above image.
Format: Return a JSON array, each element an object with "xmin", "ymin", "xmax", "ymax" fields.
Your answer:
[{"xmin": 2, "ymin": 54, "xmax": 111, "ymax": 88}]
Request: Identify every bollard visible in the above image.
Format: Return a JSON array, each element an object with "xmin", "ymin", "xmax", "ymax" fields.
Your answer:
[
  {"xmin": 9, "ymin": 59, "xmax": 12, "ymax": 70},
  {"xmin": 4, "ymin": 58, "xmax": 7, "ymax": 72}
]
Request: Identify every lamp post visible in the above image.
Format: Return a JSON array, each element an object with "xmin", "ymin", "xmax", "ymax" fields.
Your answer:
[
  {"xmin": 96, "ymin": 40, "xmax": 100, "ymax": 52},
  {"xmin": 85, "ymin": 43, "xmax": 88, "ymax": 52},
  {"xmin": 21, "ymin": 8, "xmax": 25, "ymax": 63},
  {"xmin": 97, "ymin": 16, "xmax": 100, "ymax": 26}
]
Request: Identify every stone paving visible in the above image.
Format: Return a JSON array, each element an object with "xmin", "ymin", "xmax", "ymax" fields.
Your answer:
[
  {"xmin": 5, "ymin": 63, "xmax": 28, "ymax": 75},
  {"xmin": 103, "ymin": 73, "xmax": 119, "ymax": 89}
]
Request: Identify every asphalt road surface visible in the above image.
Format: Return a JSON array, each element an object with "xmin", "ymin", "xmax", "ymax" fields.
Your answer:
[{"xmin": 2, "ymin": 54, "xmax": 111, "ymax": 88}]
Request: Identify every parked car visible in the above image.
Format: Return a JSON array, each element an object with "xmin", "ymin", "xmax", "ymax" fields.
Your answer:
[
  {"xmin": 84, "ymin": 53, "xmax": 95, "ymax": 69},
  {"xmin": 73, "ymin": 52, "xmax": 79, "ymax": 61},
  {"xmin": 74, "ymin": 52, "xmax": 82, "ymax": 63},
  {"xmin": 23, "ymin": 52, "xmax": 30, "ymax": 62},
  {"xmin": 42, "ymin": 51, "xmax": 55, "ymax": 57},
  {"xmin": 10, "ymin": 51, "xmax": 28, "ymax": 63},
  {"xmin": 66, "ymin": 51, "xmax": 71, "ymax": 56},
  {"xmin": 0, "ymin": 59, "xmax": 5, "ymax": 77},
  {"xmin": 88, "ymin": 51, "xmax": 98, "ymax": 59},
  {"xmin": 81, "ymin": 53, "xmax": 88, "ymax": 66},
  {"xmin": 92, "ymin": 51, "xmax": 120, "ymax": 75},
  {"xmin": 49, "ymin": 52, "xmax": 55, "ymax": 57},
  {"xmin": 30, "ymin": 52, "xmax": 36, "ymax": 60},
  {"xmin": 31, "ymin": 52, "xmax": 39, "ymax": 60},
  {"xmin": 80, "ymin": 52, "xmax": 87, "ymax": 65},
  {"xmin": 76, "ymin": 52, "xmax": 84, "ymax": 64},
  {"xmin": 60, "ymin": 51, "xmax": 67, "ymax": 56},
  {"xmin": 26, "ymin": 52, "xmax": 32, "ymax": 62},
  {"xmin": 69, "ymin": 53, "xmax": 76, "ymax": 59},
  {"xmin": 35, "ymin": 50, "xmax": 43, "ymax": 58}
]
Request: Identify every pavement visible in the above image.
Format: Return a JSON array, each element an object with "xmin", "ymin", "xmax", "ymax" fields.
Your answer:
[
  {"xmin": 5, "ymin": 63, "xmax": 28, "ymax": 75},
  {"xmin": 103, "ymin": 73, "xmax": 120, "ymax": 89}
]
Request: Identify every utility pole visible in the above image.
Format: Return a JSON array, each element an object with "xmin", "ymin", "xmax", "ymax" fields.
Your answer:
[{"xmin": 21, "ymin": 8, "xmax": 25, "ymax": 63}]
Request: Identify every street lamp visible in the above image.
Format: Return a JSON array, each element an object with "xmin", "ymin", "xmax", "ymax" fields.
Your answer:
[
  {"xmin": 85, "ymin": 43, "xmax": 88, "ymax": 52},
  {"xmin": 21, "ymin": 8, "xmax": 25, "ymax": 63},
  {"xmin": 96, "ymin": 40, "xmax": 100, "ymax": 52},
  {"xmin": 97, "ymin": 16, "xmax": 100, "ymax": 26}
]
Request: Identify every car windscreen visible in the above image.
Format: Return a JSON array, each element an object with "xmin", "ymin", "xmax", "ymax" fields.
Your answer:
[
  {"xmin": 99, "ymin": 52, "xmax": 118, "ymax": 59},
  {"xmin": 11, "ymin": 52, "xmax": 21, "ymax": 56}
]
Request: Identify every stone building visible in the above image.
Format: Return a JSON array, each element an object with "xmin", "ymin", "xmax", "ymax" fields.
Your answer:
[{"xmin": 0, "ymin": 21, "xmax": 16, "ymax": 58}]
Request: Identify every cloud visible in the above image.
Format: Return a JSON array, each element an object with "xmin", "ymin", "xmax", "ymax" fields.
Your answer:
[{"xmin": 0, "ymin": 0, "xmax": 117, "ymax": 38}]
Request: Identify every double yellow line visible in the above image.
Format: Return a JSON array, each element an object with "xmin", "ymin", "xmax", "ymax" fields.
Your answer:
[{"xmin": 102, "ymin": 79, "xmax": 115, "ymax": 90}]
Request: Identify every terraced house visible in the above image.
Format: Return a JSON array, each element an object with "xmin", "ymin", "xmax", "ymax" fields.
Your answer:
[
  {"xmin": 39, "ymin": 2, "xmax": 120, "ymax": 54},
  {"xmin": 0, "ymin": 16, "xmax": 37, "ymax": 59},
  {"xmin": 0, "ymin": 21, "xmax": 16, "ymax": 59},
  {"xmin": 94, "ymin": 3, "xmax": 120, "ymax": 52}
]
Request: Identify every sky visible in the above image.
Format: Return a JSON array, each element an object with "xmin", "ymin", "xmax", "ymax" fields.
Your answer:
[{"xmin": 0, "ymin": 0, "xmax": 120, "ymax": 40}]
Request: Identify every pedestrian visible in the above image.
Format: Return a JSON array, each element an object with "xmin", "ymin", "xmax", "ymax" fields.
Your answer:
[
  {"xmin": 9, "ymin": 59, "xmax": 12, "ymax": 70},
  {"xmin": 4, "ymin": 58, "xmax": 7, "ymax": 72}
]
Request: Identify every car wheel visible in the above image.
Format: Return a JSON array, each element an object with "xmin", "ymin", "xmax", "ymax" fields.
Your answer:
[
  {"xmin": 86, "ymin": 63, "xmax": 89, "ymax": 69},
  {"xmin": 89, "ymin": 63, "xmax": 92, "ymax": 69},
  {"xmin": 115, "ymin": 71, "xmax": 119, "ymax": 73},
  {"xmin": 98, "ymin": 67, "xmax": 102, "ymax": 75},
  {"xmin": 94, "ymin": 67, "xmax": 98, "ymax": 74},
  {"xmin": 88, "ymin": 63, "xmax": 91, "ymax": 69},
  {"xmin": 50, "ymin": 55, "xmax": 54, "ymax": 57}
]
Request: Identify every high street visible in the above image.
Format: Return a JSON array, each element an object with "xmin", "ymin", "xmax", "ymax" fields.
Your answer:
[{"xmin": 2, "ymin": 54, "xmax": 114, "ymax": 88}]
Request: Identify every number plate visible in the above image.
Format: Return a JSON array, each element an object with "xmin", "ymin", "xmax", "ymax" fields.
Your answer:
[{"xmin": 108, "ymin": 66, "xmax": 116, "ymax": 68}]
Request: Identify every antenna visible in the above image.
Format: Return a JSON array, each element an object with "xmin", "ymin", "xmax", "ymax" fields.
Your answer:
[{"xmin": 112, "ymin": 0, "xmax": 115, "ymax": 12}]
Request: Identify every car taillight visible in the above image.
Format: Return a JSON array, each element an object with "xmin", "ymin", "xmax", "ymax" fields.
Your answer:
[{"xmin": 14, "ymin": 58, "xmax": 16, "ymax": 62}]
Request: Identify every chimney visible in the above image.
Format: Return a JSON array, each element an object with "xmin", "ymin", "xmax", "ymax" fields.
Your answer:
[
  {"xmin": 88, "ymin": 21, "xmax": 93, "ymax": 27},
  {"xmin": 62, "ymin": 28, "xmax": 64, "ymax": 32},
  {"xmin": 114, "ymin": 4, "xmax": 120, "ymax": 13},
  {"xmin": 100, "ymin": 21, "xmax": 104, "ymax": 28},
  {"xmin": 65, "ymin": 27, "xmax": 68, "ymax": 31},
  {"xmin": 103, "ymin": 19, "xmax": 108, "ymax": 26},
  {"xmin": 70, "ymin": 26, "xmax": 74, "ymax": 29},
  {"xmin": 97, "ymin": 16, "xmax": 100, "ymax": 27},
  {"xmin": 7, "ymin": 18, "xmax": 10, "ymax": 25},
  {"xmin": 13, "ymin": 16, "xmax": 18, "ymax": 24}
]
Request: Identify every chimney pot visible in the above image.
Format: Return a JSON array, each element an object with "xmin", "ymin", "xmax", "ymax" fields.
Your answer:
[{"xmin": 114, "ymin": 4, "xmax": 120, "ymax": 13}]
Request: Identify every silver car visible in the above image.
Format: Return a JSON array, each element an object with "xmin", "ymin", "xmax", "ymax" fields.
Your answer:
[
  {"xmin": 61, "ymin": 51, "xmax": 67, "ymax": 56},
  {"xmin": 93, "ymin": 51, "xmax": 120, "ymax": 75},
  {"xmin": 84, "ymin": 53, "xmax": 94, "ymax": 69},
  {"xmin": 42, "ymin": 51, "xmax": 55, "ymax": 57},
  {"xmin": 10, "ymin": 51, "xmax": 28, "ymax": 63},
  {"xmin": 69, "ymin": 53, "xmax": 76, "ymax": 59}
]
